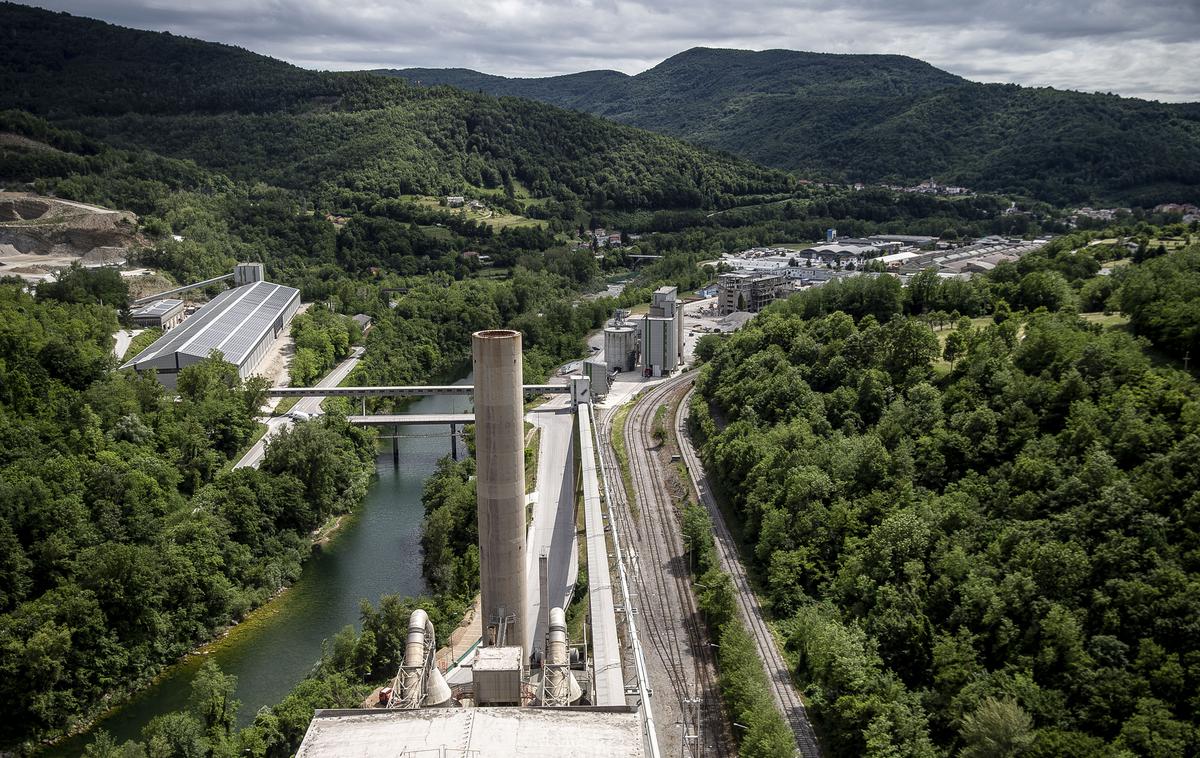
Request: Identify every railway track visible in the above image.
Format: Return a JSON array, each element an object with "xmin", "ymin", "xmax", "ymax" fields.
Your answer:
[
  {"xmin": 674, "ymin": 382, "xmax": 823, "ymax": 758},
  {"xmin": 596, "ymin": 373, "xmax": 726, "ymax": 757}
]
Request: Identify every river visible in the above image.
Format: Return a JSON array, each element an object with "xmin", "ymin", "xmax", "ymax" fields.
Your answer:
[{"xmin": 54, "ymin": 378, "xmax": 473, "ymax": 754}]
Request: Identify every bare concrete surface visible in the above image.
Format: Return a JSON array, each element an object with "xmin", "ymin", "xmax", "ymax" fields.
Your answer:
[
  {"xmin": 524, "ymin": 393, "xmax": 579, "ymax": 657},
  {"xmin": 112, "ymin": 328, "xmax": 143, "ymax": 360},
  {"xmin": 297, "ymin": 707, "xmax": 645, "ymax": 758}
]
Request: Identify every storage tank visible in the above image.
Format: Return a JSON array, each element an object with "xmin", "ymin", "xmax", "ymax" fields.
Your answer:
[{"xmin": 604, "ymin": 324, "xmax": 637, "ymax": 373}]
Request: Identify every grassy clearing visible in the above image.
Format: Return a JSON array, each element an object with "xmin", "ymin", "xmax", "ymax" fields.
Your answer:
[
  {"xmin": 1080, "ymin": 311, "xmax": 1131, "ymax": 328},
  {"xmin": 775, "ymin": 241, "xmax": 819, "ymax": 251},
  {"xmin": 272, "ymin": 396, "xmax": 300, "ymax": 417},
  {"xmin": 418, "ymin": 224, "xmax": 455, "ymax": 240},
  {"xmin": 525, "ymin": 425, "xmax": 541, "ymax": 493},
  {"xmin": 403, "ymin": 193, "xmax": 546, "ymax": 231},
  {"xmin": 121, "ymin": 327, "xmax": 162, "ymax": 362},
  {"xmin": 610, "ymin": 403, "xmax": 638, "ymax": 519}
]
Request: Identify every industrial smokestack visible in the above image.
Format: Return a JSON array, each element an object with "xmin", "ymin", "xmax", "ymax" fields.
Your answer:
[{"xmin": 472, "ymin": 329, "xmax": 527, "ymax": 658}]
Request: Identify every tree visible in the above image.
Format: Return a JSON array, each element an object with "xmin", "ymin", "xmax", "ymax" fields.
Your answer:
[
  {"xmin": 190, "ymin": 660, "xmax": 239, "ymax": 738},
  {"xmin": 959, "ymin": 697, "xmax": 1034, "ymax": 758},
  {"xmin": 37, "ymin": 263, "xmax": 129, "ymax": 308},
  {"xmin": 944, "ymin": 329, "xmax": 967, "ymax": 368},
  {"xmin": 1017, "ymin": 271, "xmax": 1074, "ymax": 312},
  {"xmin": 141, "ymin": 712, "xmax": 209, "ymax": 758},
  {"xmin": 993, "ymin": 298, "xmax": 1013, "ymax": 324}
]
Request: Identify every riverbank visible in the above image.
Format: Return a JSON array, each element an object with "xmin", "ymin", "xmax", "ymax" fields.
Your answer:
[
  {"xmin": 41, "ymin": 457, "xmax": 372, "ymax": 755},
  {"xmin": 51, "ymin": 377, "xmax": 473, "ymax": 755}
]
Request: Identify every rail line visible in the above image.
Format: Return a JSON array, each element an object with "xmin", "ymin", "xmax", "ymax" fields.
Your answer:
[
  {"xmin": 597, "ymin": 373, "xmax": 726, "ymax": 757},
  {"xmin": 674, "ymin": 382, "xmax": 823, "ymax": 758}
]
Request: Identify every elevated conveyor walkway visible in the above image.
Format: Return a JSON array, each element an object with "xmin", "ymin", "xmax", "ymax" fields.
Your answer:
[
  {"xmin": 345, "ymin": 414, "xmax": 475, "ymax": 426},
  {"xmin": 266, "ymin": 384, "xmax": 568, "ymax": 398},
  {"xmin": 577, "ymin": 403, "xmax": 625, "ymax": 706}
]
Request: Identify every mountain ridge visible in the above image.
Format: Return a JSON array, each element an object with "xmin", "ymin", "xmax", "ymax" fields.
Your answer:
[
  {"xmin": 0, "ymin": 3, "xmax": 791, "ymax": 212},
  {"xmin": 377, "ymin": 46, "xmax": 1200, "ymax": 205}
]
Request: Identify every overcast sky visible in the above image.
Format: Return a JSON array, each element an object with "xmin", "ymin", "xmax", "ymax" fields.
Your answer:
[{"xmin": 27, "ymin": 0, "xmax": 1200, "ymax": 102}]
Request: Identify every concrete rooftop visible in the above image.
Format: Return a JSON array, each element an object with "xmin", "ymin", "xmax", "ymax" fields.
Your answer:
[{"xmin": 297, "ymin": 707, "xmax": 645, "ymax": 757}]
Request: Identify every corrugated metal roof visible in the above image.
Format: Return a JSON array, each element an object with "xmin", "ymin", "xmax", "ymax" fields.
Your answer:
[
  {"xmin": 131, "ymin": 298, "xmax": 183, "ymax": 318},
  {"xmin": 122, "ymin": 281, "xmax": 298, "ymax": 370}
]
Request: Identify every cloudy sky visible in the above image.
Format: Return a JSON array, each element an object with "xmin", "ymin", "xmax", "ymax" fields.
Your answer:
[{"xmin": 27, "ymin": 0, "xmax": 1200, "ymax": 101}]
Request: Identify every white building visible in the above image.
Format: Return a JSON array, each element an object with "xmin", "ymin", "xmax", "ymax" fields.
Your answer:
[{"xmin": 130, "ymin": 298, "xmax": 185, "ymax": 330}]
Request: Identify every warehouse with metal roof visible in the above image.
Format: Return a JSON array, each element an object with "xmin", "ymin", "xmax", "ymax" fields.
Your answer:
[
  {"xmin": 130, "ymin": 298, "xmax": 185, "ymax": 330},
  {"xmin": 121, "ymin": 279, "xmax": 300, "ymax": 388}
]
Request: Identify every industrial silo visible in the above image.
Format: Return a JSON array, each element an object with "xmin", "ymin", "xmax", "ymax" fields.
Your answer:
[{"xmin": 604, "ymin": 323, "xmax": 637, "ymax": 373}]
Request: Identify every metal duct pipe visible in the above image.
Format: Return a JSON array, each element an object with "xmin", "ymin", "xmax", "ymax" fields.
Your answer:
[
  {"xmin": 472, "ymin": 330, "xmax": 527, "ymax": 658},
  {"xmin": 404, "ymin": 609, "xmax": 432, "ymax": 668},
  {"xmin": 544, "ymin": 606, "xmax": 582, "ymax": 704},
  {"xmin": 397, "ymin": 608, "xmax": 452, "ymax": 708}
]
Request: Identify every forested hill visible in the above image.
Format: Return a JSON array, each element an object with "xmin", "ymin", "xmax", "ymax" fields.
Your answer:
[
  {"xmin": 379, "ymin": 47, "xmax": 1200, "ymax": 206},
  {"xmin": 0, "ymin": 3, "xmax": 790, "ymax": 210}
]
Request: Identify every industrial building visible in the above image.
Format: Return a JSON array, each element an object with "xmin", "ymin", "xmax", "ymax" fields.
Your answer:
[
  {"xmin": 640, "ymin": 286, "xmax": 683, "ymax": 377},
  {"xmin": 718, "ymin": 271, "xmax": 787, "ymax": 316},
  {"xmin": 585, "ymin": 358, "xmax": 609, "ymax": 397},
  {"xmin": 121, "ymin": 275, "xmax": 300, "ymax": 388},
  {"xmin": 129, "ymin": 298, "xmax": 184, "ymax": 330}
]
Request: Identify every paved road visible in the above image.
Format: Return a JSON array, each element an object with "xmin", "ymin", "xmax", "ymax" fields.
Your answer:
[
  {"xmin": 676, "ymin": 383, "xmax": 822, "ymax": 758},
  {"xmin": 234, "ymin": 346, "xmax": 365, "ymax": 470},
  {"xmin": 524, "ymin": 393, "xmax": 579, "ymax": 657},
  {"xmin": 112, "ymin": 329, "xmax": 142, "ymax": 361}
]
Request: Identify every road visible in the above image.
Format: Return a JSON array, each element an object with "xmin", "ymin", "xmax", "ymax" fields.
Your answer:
[
  {"xmin": 234, "ymin": 346, "xmax": 366, "ymax": 470},
  {"xmin": 597, "ymin": 372, "xmax": 727, "ymax": 758},
  {"xmin": 112, "ymin": 328, "xmax": 142, "ymax": 360},
  {"xmin": 675, "ymin": 382, "xmax": 822, "ymax": 758},
  {"xmin": 524, "ymin": 392, "xmax": 579, "ymax": 657}
]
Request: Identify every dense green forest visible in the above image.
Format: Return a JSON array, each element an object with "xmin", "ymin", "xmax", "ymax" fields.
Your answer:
[
  {"xmin": 0, "ymin": 281, "xmax": 378, "ymax": 751},
  {"xmin": 80, "ymin": 456, "xmax": 483, "ymax": 758},
  {"xmin": 384, "ymin": 47, "xmax": 1200, "ymax": 206},
  {"xmin": 0, "ymin": 4, "xmax": 791, "ymax": 215},
  {"xmin": 1118, "ymin": 247, "xmax": 1200, "ymax": 362},
  {"xmin": 287, "ymin": 307, "xmax": 362, "ymax": 386},
  {"xmin": 689, "ymin": 247, "xmax": 1200, "ymax": 755}
]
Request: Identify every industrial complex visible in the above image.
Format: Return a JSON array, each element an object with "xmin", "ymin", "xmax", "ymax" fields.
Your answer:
[
  {"xmin": 713, "ymin": 232, "xmax": 1051, "ymax": 316},
  {"xmin": 294, "ymin": 330, "xmax": 650, "ymax": 757}
]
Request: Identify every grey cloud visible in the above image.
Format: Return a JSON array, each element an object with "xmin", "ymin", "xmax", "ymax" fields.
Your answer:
[{"xmin": 22, "ymin": 0, "xmax": 1200, "ymax": 100}]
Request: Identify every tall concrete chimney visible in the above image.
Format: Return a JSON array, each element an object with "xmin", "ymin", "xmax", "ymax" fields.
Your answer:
[{"xmin": 472, "ymin": 330, "xmax": 527, "ymax": 658}]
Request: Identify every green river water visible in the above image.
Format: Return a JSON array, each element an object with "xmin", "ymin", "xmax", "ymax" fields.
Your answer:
[{"xmin": 53, "ymin": 381, "xmax": 472, "ymax": 755}]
